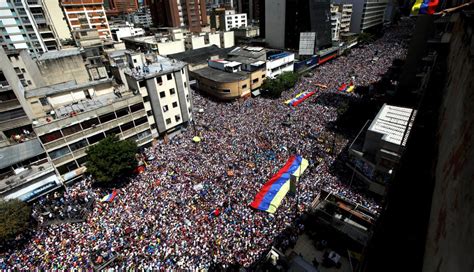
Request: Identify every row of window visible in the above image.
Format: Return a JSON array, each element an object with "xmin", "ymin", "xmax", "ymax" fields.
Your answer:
[
  {"xmin": 49, "ymin": 116, "xmax": 149, "ymax": 160},
  {"xmin": 162, "ymin": 101, "xmax": 179, "ymax": 112},
  {"xmin": 39, "ymin": 103, "xmax": 145, "ymax": 144},
  {"xmin": 159, "ymin": 87, "xmax": 176, "ymax": 98},
  {"xmin": 165, "ymin": 115, "xmax": 181, "ymax": 125}
]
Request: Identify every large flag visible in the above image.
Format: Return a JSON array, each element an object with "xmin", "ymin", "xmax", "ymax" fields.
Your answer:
[
  {"xmin": 285, "ymin": 91, "xmax": 316, "ymax": 107},
  {"xmin": 411, "ymin": 0, "xmax": 439, "ymax": 15},
  {"xmin": 250, "ymin": 155, "xmax": 309, "ymax": 213},
  {"xmin": 100, "ymin": 189, "xmax": 118, "ymax": 202}
]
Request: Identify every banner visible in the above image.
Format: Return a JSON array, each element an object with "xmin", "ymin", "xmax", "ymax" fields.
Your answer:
[{"xmin": 250, "ymin": 155, "xmax": 309, "ymax": 213}]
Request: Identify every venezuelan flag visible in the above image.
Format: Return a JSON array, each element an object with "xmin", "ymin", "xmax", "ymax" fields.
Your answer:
[
  {"xmin": 100, "ymin": 190, "xmax": 118, "ymax": 202},
  {"xmin": 411, "ymin": 0, "xmax": 439, "ymax": 15},
  {"xmin": 285, "ymin": 91, "xmax": 316, "ymax": 107},
  {"xmin": 250, "ymin": 155, "xmax": 309, "ymax": 213},
  {"xmin": 346, "ymin": 85, "xmax": 355, "ymax": 93},
  {"xmin": 338, "ymin": 83, "xmax": 348, "ymax": 92}
]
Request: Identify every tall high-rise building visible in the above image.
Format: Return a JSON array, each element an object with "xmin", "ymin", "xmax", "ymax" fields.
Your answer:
[
  {"xmin": 235, "ymin": 0, "xmax": 262, "ymax": 23},
  {"xmin": 332, "ymin": 0, "xmax": 387, "ymax": 33},
  {"xmin": 149, "ymin": 0, "xmax": 208, "ymax": 32},
  {"xmin": 0, "ymin": 0, "xmax": 63, "ymax": 56},
  {"xmin": 265, "ymin": 0, "xmax": 332, "ymax": 50},
  {"xmin": 105, "ymin": 0, "xmax": 139, "ymax": 16},
  {"xmin": 61, "ymin": 0, "xmax": 112, "ymax": 40}
]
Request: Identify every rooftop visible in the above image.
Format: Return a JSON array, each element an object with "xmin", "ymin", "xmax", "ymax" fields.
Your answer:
[
  {"xmin": 25, "ymin": 78, "xmax": 113, "ymax": 99},
  {"xmin": 228, "ymin": 46, "xmax": 267, "ymax": 59},
  {"xmin": 228, "ymin": 55, "xmax": 266, "ymax": 66},
  {"xmin": 125, "ymin": 55, "xmax": 187, "ymax": 80},
  {"xmin": 209, "ymin": 59, "xmax": 241, "ymax": 67},
  {"xmin": 37, "ymin": 48, "xmax": 82, "ymax": 61},
  {"xmin": 369, "ymin": 104, "xmax": 415, "ymax": 146},
  {"xmin": 107, "ymin": 49, "xmax": 129, "ymax": 59},
  {"xmin": 34, "ymin": 86, "xmax": 137, "ymax": 127},
  {"xmin": 168, "ymin": 45, "xmax": 233, "ymax": 65},
  {"xmin": 192, "ymin": 67, "xmax": 249, "ymax": 83}
]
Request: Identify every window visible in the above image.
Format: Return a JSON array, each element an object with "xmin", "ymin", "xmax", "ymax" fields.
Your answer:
[
  {"xmin": 175, "ymin": 115, "xmax": 181, "ymax": 122},
  {"xmin": 163, "ymin": 105, "xmax": 169, "ymax": 112},
  {"xmin": 242, "ymin": 84, "xmax": 247, "ymax": 89},
  {"xmin": 143, "ymin": 95, "xmax": 150, "ymax": 102},
  {"xmin": 151, "ymin": 123, "xmax": 157, "ymax": 130},
  {"xmin": 159, "ymin": 91, "xmax": 166, "ymax": 98},
  {"xmin": 184, "ymin": 82, "xmax": 187, "ymax": 88},
  {"xmin": 134, "ymin": 116, "xmax": 148, "ymax": 126},
  {"xmin": 120, "ymin": 121, "xmax": 134, "ymax": 132},
  {"xmin": 147, "ymin": 110, "xmax": 153, "ymax": 116},
  {"xmin": 81, "ymin": 117, "xmax": 99, "ymax": 129},
  {"xmin": 169, "ymin": 88, "xmax": 176, "ymax": 95},
  {"xmin": 172, "ymin": 101, "xmax": 178, "ymax": 108},
  {"xmin": 105, "ymin": 126, "xmax": 121, "ymax": 137},
  {"xmin": 130, "ymin": 103, "xmax": 144, "ymax": 112},
  {"xmin": 262, "ymin": 74, "xmax": 266, "ymax": 78},
  {"xmin": 39, "ymin": 130, "xmax": 62, "ymax": 143},
  {"xmin": 39, "ymin": 97, "xmax": 49, "ymax": 106},
  {"xmin": 139, "ymin": 80, "xmax": 146, "ymax": 88},
  {"xmin": 156, "ymin": 76, "xmax": 163, "ymax": 85},
  {"xmin": 76, "ymin": 156, "xmax": 88, "ymax": 166},
  {"xmin": 253, "ymin": 78, "xmax": 259, "ymax": 83},
  {"xmin": 166, "ymin": 118, "xmax": 171, "ymax": 125},
  {"xmin": 57, "ymin": 161, "xmax": 78, "ymax": 175},
  {"xmin": 186, "ymin": 94, "xmax": 189, "ymax": 102},
  {"xmin": 49, "ymin": 146, "xmax": 71, "ymax": 160},
  {"xmin": 99, "ymin": 112, "xmax": 115, "ymax": 123},
  {"xmin": 167, "ymin": 74, "xmax": 172, "ymax": 80},
  {"xmin": 69, "ymin": 139, "xmax": 88, "ymax": 151},
  {"xmin": 115, "ymin": 108, "xmax": 129, "ymax": 118},
  {"xmin": 181, "ymin": 69, "xmax": 184, "ymax": 74},
  {"xmin": 62, "ymin": 124, "xmax": 82, "ymax": 136},
  {"xmin": 87, "ymin": 132, "xmax": 105, "ymax": 144},
  {"xmin": 133, "ymin": 59, "xmax": 137, "ymax": 63},
  {"xmin": 223, "ymin": 89, "xmax": 231, "ymax": 93}
]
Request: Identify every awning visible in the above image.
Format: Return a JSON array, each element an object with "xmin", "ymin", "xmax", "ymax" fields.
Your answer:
[
  {"xmin": 251, "ymin": 89, "xmax": 261, "ymax": 97},
  {"xmin": 4, "ymin": 173, "xmax": 60, "ymax": 201},
  {"xmin": 0, "ymin": 139, "xmax": 45, "ymax": 169},
  {"xmin": 251, "ymin": 61, "xmax": 265, "ymax": 66}
]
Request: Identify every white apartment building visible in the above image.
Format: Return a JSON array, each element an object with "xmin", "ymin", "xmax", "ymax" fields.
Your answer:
[
  {"xmin": 220, "ymin": 31, "xmax": 235, "ymax": 48},
  {"xmin": 266, "ymin": 51, "xmax": 295, "ymax": 78},
  {"xmin": 0, "ymin": 0, "xmax": 63, "ymax": 56},
  {"xmin": 111, "ymin": 23, "xmax": 145, "ymax": 42},
  {"xmin": 223, "ymin": 11, "xmax": 247, "ymax": 31},
  {"xmin": 331, "ymin": 5, "xmax": 342, "ymax": 41},
  {"xmin": 125, "ymin": 54, "xmax": 192, "ymax": 136},
  {"xmin": 330, "ymin": 4, "xmax": 352, "ymax": 41}
]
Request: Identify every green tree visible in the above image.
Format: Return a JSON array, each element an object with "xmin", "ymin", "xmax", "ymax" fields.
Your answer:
[
  {"xmin": 262, "ymin": 71, "xmax": 299, "ymax": 98},
  {"xmin": 86, "ymin": 135, "xmax": 138, "ymax": 184},
  {"xmin": 0, "ymin": 199, "xmax": 31, "ymax": 241}
]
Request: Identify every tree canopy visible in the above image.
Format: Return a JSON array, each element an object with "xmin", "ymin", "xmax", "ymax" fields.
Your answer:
[
  {"xmin": 262, "ymin": 71, "xmax": 299, "ymax": 98},
  {"xmin": 86, "ymin": 135, "xmax": 138, "ymax": 184},
  {"xmin": 0, "ymin": 199, "xmax": 31, "ymax": 242}
]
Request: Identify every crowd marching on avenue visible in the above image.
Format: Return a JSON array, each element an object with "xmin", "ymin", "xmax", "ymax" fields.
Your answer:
[{"xmin": 0, "ymin": 22, "xmax": 411, "ymax": 270}]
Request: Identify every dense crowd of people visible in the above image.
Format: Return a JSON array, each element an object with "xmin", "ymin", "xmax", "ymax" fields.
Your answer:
[
  {"xmin": 32, "ymin": 180, "xmax": 95, "ymax": 225},
  {"xmin": 0, "ymin": 21, "xmax": 412, "ymax": 270}
]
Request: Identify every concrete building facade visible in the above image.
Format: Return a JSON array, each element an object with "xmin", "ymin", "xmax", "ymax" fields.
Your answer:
[
  {"xmin": 332, "ymin": 0, "xmax": 387, "ymax": 33},
  {"xmin": 110, "ymin": 23, "xmax": 145, "ymax": 42},
  {"xmin": 0, "ymin": 0, "xmax": 63, "ymax": 56},
  {"xmin": 61, "ymin": 0, "xmax": 112, "ymax": 40},
  {"xmin": 27, "ymin": 79, "xmax": 153, "ymax": 182},
  {"xmin": 265, "ymin": 0, "xmax": 332, "ymax": 50},
  {"xmin": 223, "ymin": 11, "xmax": 247, "ymax": 31},
  {"xmin": 150, "ymin": 0, "xmax": 208, "ymax": 32},
  {"xmin": 125, "ymin": 55, "xmax": 192, "ymax": 136},
  {"xmin": 348, "ymin": 104, "xmax": 416, "ymax": 195}
]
